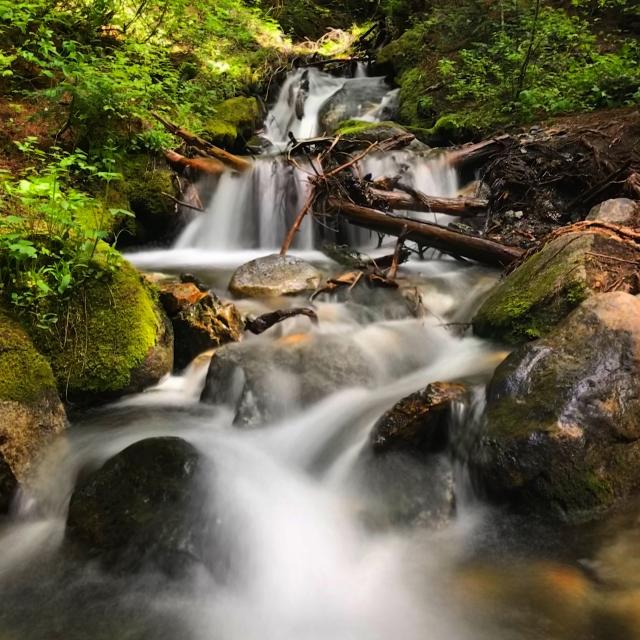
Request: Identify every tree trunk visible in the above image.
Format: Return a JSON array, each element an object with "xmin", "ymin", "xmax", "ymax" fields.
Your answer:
[
  {"xmin": 327, "ymin": 198, "xmax": 524, "ymax": 267},
  {"xmin": 163, "ymin": 150, "xmax": 225, "ymax": 176},
  {"xmin": 370, "ymin": 188, "xmax": 487, "ymax": 217}
]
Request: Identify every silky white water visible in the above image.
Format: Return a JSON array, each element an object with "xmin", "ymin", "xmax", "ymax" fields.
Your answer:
[{"xmin": 0, "ymin": 66, "xmax": 610, "ymax": 640}]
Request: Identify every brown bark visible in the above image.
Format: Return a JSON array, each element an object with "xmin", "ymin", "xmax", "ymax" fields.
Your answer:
[
  {"xmin": 446, "ymin": 135, "xmax": 511, "ymax": 169},
  {"xmin": 245, "ymin": 308, "xmax": 319, "ymax": 335},
  {"xmin": 327, "ymin": 198, "xmax": 524, "ymax": 267},
  {"xmin": 370, "ymin": 188, "xmax": 487, "ymax": 217},
  {"xmin": 153, "ymin": 113, "xmax": 252, "ymax": 172},
  {"xmin": 163, "ymin": 150, "xmax": 225, "ymax": 176}
]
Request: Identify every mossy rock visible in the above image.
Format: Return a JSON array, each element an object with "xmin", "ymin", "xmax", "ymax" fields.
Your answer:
[
  {"xmin": 201, "ymin": 97, "xmax": 262, "ymax": 149},
  {"xmin": 66, "ymin": 437, "xmax": 215, "ymax": 575},
  {"xmin": 31, "ymin": 254, "xmax": 173, "ymax": 404},
  {"xmin": 473, "ymin": 232, "xmax": 640, "ymax": 344},
  {"xmin": 0, "ymin": 310, "xmax": 66, "ymax": 511},
  {"xmin": 116, "ymin": 154, "xmax": 181, "ymax": 245},
  {"xmin": 471, "ymin": 292, "xmax": 640, "ymax": 521},
  {"xmin": 334, "ymin": 119, "xmax": 412, "ymax": 144}
]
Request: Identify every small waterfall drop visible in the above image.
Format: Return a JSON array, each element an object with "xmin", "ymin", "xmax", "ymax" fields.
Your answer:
[{"xmin": 172, "ymin": 66, "xmax": 460, "ymax": 255}]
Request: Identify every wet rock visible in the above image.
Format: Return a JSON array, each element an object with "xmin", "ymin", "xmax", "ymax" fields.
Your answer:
[
  {"xmin": 66, "ymin": 437, "xmax": 214, "ymax": 575},
  {"xmin": 201, "ymin": 332, "xmax": 376, "ymax": 425},
  {"xmin": 318, "ymin": 78, "xmax": 394, "ymax": 134},
  {"xmin": 229, "ymin": 254, "xmax": 322, "ymax": 298},
  {"xmin": 0, "ymin": 458, "xmax": 17, "ymax": 514},
  {"xmin": 0, "ymin": 311, "xmax": 66, "ymax": 512},
  {"xmin": 471, "ymin": 292, "xmax": 640, "ymax": 521},
  {"xmin": 159, "ymin": 282, "xmax": 243, "ymax": 370},
  {"xmin": 587, "ymin": 198, "xmax": 640, "ymax": 226},
  {"xmin": 355, "ymin": 451, "xmax": 455, "ymax": 528},
  {"xmin": 473, "ymin": 231, "xmax": 639, "ymax": 343},
  {"xmin": 370, "ymin": 382, "xmax": 467, "ymax": 454},
  {"xmin": 334, "ymin": 120, "xmax": 412, "ymax": 145}
]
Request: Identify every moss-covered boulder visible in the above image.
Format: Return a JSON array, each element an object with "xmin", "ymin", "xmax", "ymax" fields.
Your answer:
[
  {"xmin": 335, "ymin": 119, "xmax": 413, "ymax": 144},
  {"xmin": 370, "ymin": 382, "xmax": 467, "ymax": 455},
  {"xmin": 66, "ymin": 437, "xmax": 215, "ymax": 575},
  {"xmin": 471, "ymin": 292, "xmax": 640, "ymax": 521},
  {"xmin": 229, "ymin": 254, "xmax": 322, "ymax": 298},
  {"xmin": 0, "ymin": 311, "xmax": 66, "ymax": 511},
  {"xmin": 116, "ymin": 155, "xmax": 182, "ymax": 246},
  {"xmin": 158, "ymin": 281, "xmax": 243, "ymax": 370},
  {"xmin": 473, "ymin": 232, "xmax": 640, "ymax": 343},
  {"xmin": 32, "ymin": 257, "xmax": 172, "ymax": 404},
  {"xmin": 201, "ymin": 96, "xmax": 262, "ymax": 150}
]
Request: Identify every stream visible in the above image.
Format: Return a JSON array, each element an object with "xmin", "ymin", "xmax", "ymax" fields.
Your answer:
[{"xmin": 0, "ymin": 66, "xmax": 638, "ymax": 640}]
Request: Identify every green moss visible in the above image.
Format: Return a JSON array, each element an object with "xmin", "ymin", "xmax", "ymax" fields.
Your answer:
[
  {"xmin": 334, "ymin": 119, "xmax": 406, "ymax": 137},
  {"xmin": 0, "ymin": 311, "xmax": 57, "ymax": 404},
  {"xmin": 201, "ymin": 119, "xmax": 238, "ymax": 147},
  {"xmin": 31, "ymin": 253, "xmax": 161, "ymax": 398},
  {"xmin": 473, "ymin": 234, "xmax": 593, "ymax": 344},
  {"xmin": 201, "ymin": 96, "xmax": 261, "ymax": 148}
]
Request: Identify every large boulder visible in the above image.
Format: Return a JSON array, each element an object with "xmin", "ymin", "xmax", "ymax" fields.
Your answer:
[
  {"xmin": 471, "ymin": 292, "xmax": 640, "ymax": 521},
  {"xmin": 159, "ymin": 281, "xmax": 243, "ymax": 370},
  {"xmin": 229, "ymin": 254, "xmax": 322, "ymax": 298},
  {"xmin": 370, "ymin": 382, "xmax": 467, "ymax": 454},
  {"xmin": 473, "ymin": 231, "xmax": 639, "ymax": 343},
  {"xmin": 0, "ymin": 312, "xmax": 66, "ymax": 512},
  {"xmin": 587, "ymin": 198, "xmax": 639, "ymax": 226},
  {"xmin": 32, "ymin": 257, "xmax": 173, "ymax": 404},
  {"xmin": 201, "ymin": 332, "xmax": 376, "ymax": 425},
  {"xmin": 66, "ymin": 437, "xmax": 215, "ymax": 575}
]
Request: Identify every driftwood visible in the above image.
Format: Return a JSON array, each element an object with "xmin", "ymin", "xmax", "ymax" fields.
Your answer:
[
  {"xmin": 153, "ymin": 112, "xmax": 252, "ymax": 172},
  {"xmin": 163, "ymin": 149, "xmax": 225, "ymax": 176},
  {"xmin": 370, "ymin": 187, "xmax": 488, "ymax": 217},
  {"xmin": 245, "ymin": 308, "xmax": 318, "ymax": 334},
  {"xmin": 327, "ymin": 197, "xmax": 524, "ymax": 267}
]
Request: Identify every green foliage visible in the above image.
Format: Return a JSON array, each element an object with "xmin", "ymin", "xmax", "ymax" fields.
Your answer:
[
  {"xmin": 0, "ymin": 0, "xmax": 289, "ymax": 157},
  {"xmin": 0, "ymin": 140, "xmax": 130, "ymax": 330},
  {"xmin": 382, "ymin": 1, "xmax": 640, "ymax": 135}
]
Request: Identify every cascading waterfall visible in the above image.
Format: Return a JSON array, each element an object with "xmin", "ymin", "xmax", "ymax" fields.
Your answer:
[
  {"xmin": 170, "ymin": 66, "xmax": 459, "ymax": 256},
  {"xmin": 1, "ymin": 64, "xmax": 601, "ymax": 640}
]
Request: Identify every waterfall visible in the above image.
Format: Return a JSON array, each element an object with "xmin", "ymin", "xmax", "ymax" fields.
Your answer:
[{"xmin": 172, "ymin": 67, "xmax": 460, "ymax": 255}]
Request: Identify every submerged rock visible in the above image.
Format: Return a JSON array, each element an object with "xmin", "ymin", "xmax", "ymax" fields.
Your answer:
[
  {"xmin": 201, "ymin": 332, "xmax": 376, "ymax": 425},
  {"xmin": 159, "ymin": 281, "xmax": 243, "ymax": 370},
  {"xmin": 471, "ymin": 292, "xmax": 640, "ymax": 521},
  {"xmin": 473, "ymin": 231, "xmax": 639, "ymax": 343},
  {"xmin": 370, "ymin": 382, "xmax": 467, "ymax": 454},
  {"xmin": 66, "ymin": 437, "xmax": 214, "ymax": 575},
  {"xmin": 0, "ymin": 311, "xmax": 66, "ymax": 512},
  {"xmin": 587, "ymin": 198, "xmax": 640, "ymax": 226},
  {"xmin": 31, "ymin": 256, "xmax": 173, "ymax": 404},
  {"xmin": 229, "ymin": 254, "xmax": 322, "ymax": 298}
]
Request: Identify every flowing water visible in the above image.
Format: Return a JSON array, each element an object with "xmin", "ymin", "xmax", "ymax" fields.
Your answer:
[{"xmin": 1, "ymin": 67, "xmax": 637, "ymax": 640}]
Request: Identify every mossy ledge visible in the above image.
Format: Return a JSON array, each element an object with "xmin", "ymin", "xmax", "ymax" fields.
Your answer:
[{"xmin": 29, "ymin": 252, "xmax": 172, "ymax": 404}]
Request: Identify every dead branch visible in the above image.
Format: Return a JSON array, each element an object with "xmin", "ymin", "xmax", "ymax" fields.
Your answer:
[
  {"xmin": 245, "ymin": 308, "xmax": 319, "ymax": 334},
  {"xmin": 370, "ymin": 187, "xmax": 488, "ymax": 217},
  {"xmin": 161, "ymin": 192, "xmax": 204, "ymax": 212},
  {"xmin": 153, "ymin": 113, "xmax": 252, "ymax": 172},
  {"xmin": 163, "ymin": 149, "xmax": 226, "ymax": 176},
  {"xmin": 280, "ymin": 189, "xmax": 315, "ymax": 255}
]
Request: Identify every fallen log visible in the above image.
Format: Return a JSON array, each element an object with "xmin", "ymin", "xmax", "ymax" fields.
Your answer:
[
  {"xmin": 446, "ymin": 135, "xmax": 511, "ymax": 169},
  {"xmin": 370, "ymin": 187, "xmax": 487, "ymax": 218},
  {"xmin": 153, "ymin": 113, "xmax": 252, "ymax": 172},
  {"xmin": 163, "ymin": 150, "xmax": 225, "ymax": 177},
  {"xmin": 327, "ymin": 198, "xmax": 524, "ymax": 267}
]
